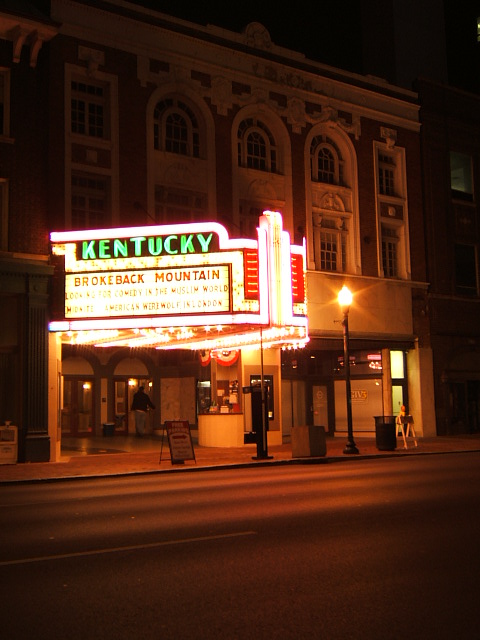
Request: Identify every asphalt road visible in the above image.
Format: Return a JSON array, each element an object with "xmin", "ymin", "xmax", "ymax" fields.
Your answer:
[{"xmin": 1, "ymin": 453, "xmax": 479, "ymax": 639}]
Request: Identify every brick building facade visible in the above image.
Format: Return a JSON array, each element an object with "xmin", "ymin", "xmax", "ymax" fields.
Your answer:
[
  {"xmin": 418, "ymin": 79, "xmax": 480, "ymax": 435},
  {"xmin": 0, "ymin": 0, "xmax": 439, "ymax": 461}
]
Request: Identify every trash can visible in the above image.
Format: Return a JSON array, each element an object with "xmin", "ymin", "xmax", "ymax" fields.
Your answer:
[
  {"xmin": 102, "ymin": 422, "xmax": 115, "ymax": 437},
  {"xmin": 374, "ymin": 416, "xmax": 396, "ymax": 451}
]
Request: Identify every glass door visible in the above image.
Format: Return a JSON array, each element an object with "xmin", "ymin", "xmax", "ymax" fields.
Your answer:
[
  {"xmin": 114, "ymin": 380, "xmax": 129, "ymax": 435},
  {"xmin": 62, "ymin": 378, "xmax": 94, "ymax": 437}
]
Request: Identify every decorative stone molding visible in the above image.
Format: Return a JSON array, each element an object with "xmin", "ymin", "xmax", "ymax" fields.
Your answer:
[
  {"xmin": 311, "ymin": 188, "xmax": 349, "ymax": 212},
  {"xmin": 319, "ymin": 192, "xmax": 345, "ymax": 212},
  {"xmin": 164, "ymin": 162, "xmax": 197, "ymax": 188},
  {"xmin": 243, "ymin": 23, "xmax": 272, "ymax": 51},
  {"xmin": 78, "ymin": 46, "xmax": 105, "ymax": 76},
  {"xmin": 247, "ymin": 178, "xmax": 277, "ymax": 200},
  {"xmin": 10, "ymin": 26, "xmax": 48, "ymax": 68},
  {"xmin": 4, "ymin": 17, "xmax": 57, "ymax": 68},
  {"xmin": 252, "ymin": 62, "xmax": 313, "ymax": 92},
  {"xmin": 211, "ymin": 76, "xmax": 233, "ymax": 116},
  {"xmin": 10, "ymin": 26, "xmax": 28, "ymax": 64},
  {"xmin": 171, "ymin": 64, "xmax": 190, "ymax": 83},
  {"xmin": 250, "ymin": 86, "xmax": 269, "ymax": 103},
  {"xmin": 28, "ymin": 31, "xmax": 45, "ymax": 69},
  {"xmin": 380, "ymin": 126, "xmax": 397, "ymax": 148},
  {"xmin": 309, "ymin": 105, "xmax": 361, "ymax": 140},
  {"xmin": 287, "ymin": 97, "xmax": 307, "ymax": 133}
]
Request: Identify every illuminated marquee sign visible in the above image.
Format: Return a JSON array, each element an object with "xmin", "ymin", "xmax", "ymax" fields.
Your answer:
[
  {"xmin": 65, "ymin": 265, "xmax": 231, "ymax": 318},
  {"xmin": 51, "ymin": 222, "xmax": 260, "ymax": 324},
  {"xmin": 49, "ymin": 214, "xmax": 308, "ymax": 350},
  {"xmin": 78, "ymin": 231, "xmax": 218, "ymax": 260}
]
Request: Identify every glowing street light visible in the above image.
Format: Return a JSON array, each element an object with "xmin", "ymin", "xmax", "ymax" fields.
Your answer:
[{"xmin": 338, "ymin": 285, "xmax": 359, "ymax": 454}]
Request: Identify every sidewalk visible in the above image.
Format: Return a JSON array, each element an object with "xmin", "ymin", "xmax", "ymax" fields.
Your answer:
[{"xmin": 1, "ymin": 434, "xmax": 480, "ymax": 484}]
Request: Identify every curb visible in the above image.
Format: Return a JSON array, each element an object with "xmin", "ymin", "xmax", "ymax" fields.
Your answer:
[{"xmin": 3, "ymin": 446, "xmax": 480, "ymax": 486}]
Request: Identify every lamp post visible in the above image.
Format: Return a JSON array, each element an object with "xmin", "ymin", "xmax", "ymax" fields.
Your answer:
[{"xmin": 338, "ymin": 285, "xmax": 359, "ymax": 454}]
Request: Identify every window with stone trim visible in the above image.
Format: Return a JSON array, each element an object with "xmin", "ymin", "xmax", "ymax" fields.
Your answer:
[
  {"xmin": 310, "ymin": 135, "xmax": 344, "ymax": 185},
  {"xmin": 71, "ymin": 79, "xmax": 109, "ymax": 139},
  {"xmin": 381, "ymin": 224, "xmax": 399, "ymax": 278},
  {"xmin": 312, "ymin": 213, "xmax": 348, "ymax": 273},
  {"xmin": 374, "ymin": 141, "xmax": 409, "ymax": 279},
  {"xmin": 308, "ymin": 126, "xmax": 356, "ymax": 274},
  {"xmin": 154, "ymin": 98, "xmax": 200, "ymax": 157},
  {"xmin": 154, "ymin": 185, "xmax": 206, "ymax": 224},
  {"xmin": 71, "ymin": 173, "xmax": 109, "ymax": 230},
  {"xmin": 237, "ymin": 118, "xmax": 277, "ymax": 172},
  {"xmin": 378, "ymin": 152, "xmax": 396, "ymax": 196}
]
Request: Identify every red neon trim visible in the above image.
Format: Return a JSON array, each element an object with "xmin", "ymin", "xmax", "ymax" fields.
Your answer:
[
  {"xmin": 291, "ymin": 254, "xmax": 305, "ymax": 303},
  {"xmin": 244, "ymin": 249, "xmax": 259, "ymax": 299}
]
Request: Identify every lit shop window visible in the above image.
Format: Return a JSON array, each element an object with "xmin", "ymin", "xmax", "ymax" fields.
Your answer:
[{"xmin": 390, "ymin": 351, "xmax": 405, "ymax": 379}]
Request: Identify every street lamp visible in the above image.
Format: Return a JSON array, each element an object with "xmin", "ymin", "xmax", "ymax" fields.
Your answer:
[{"xmin": 338, "ymin": 285, "xmax": 359, "ymax": 454}]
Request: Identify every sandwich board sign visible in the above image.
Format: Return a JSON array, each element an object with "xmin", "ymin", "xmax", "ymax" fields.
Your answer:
[{"xmin": 161, "ymin": 421, "xmax": 196, "ymax": 465}]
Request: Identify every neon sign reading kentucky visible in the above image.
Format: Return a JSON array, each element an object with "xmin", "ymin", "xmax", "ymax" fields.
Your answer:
[{"xmin": 79, "ymin": 232, "xmax": 216, "ymax": 260}]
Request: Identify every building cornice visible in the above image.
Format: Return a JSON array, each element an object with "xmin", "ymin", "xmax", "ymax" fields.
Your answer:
[
  {"xmin": 0, "ymin": 4, "xmax": 59, "ymax": 67},
  {"xmin": 52, "ymin": 0, "xmax": 419, "ymax": 131}
]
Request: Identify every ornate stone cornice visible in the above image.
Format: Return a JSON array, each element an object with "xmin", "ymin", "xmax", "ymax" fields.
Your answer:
[{"xmin": 0, "ymin": 9, "xmax": 58, "ymax": 68}]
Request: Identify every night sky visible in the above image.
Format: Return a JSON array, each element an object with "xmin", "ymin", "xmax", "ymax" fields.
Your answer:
[
  {"xmin": 130, "ymin": 0, "xmax": 364, "ymax": 73},
  {"xmin": 24, "ymin": 0, "xmax": 480, "ymax": 93},
  {"xmin": 129, "ymin": 0, "xmax": 479, "ymax": 94}
]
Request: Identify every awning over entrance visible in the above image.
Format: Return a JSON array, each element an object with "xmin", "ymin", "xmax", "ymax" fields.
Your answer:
[{"xmin": 51, "ymin": 323, "xmax": 308, "ymax": 352}]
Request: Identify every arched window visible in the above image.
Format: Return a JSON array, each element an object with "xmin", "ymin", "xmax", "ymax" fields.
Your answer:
[
  {"xmin": 154, "ymin": 98, "xmax": 200, "ymax": 157},
  {"xmin": 310, "ymin": 135, "xmax": 343, "ymax": 184},
  {"xmin": 238, "ymin": 118, "xmax": 277, "ymax": 172}
]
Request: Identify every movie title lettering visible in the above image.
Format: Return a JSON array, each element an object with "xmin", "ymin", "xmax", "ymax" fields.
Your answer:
[{"xmin": 80, "ymin": 232, "xmax": 215, "ymax": 260}]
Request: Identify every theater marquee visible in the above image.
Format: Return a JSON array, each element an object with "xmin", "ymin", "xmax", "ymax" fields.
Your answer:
[
  {"xmin": 64, "ymin": 265, "xmax": 232, "ymax": 318},
  {"xmin": 49, "ymin": 211, "xmax": 308, "ymax": 351}
]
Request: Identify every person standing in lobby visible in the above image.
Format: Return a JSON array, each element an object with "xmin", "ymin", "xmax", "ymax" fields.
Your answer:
[{"xmin": 131, "ymin": 386, "xmax": 155, "ymax": 436}]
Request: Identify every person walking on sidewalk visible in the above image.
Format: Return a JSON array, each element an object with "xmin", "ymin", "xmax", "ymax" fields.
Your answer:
[{"xmin": 131, "ymin": 386, "xmax": 155, "ymax": 436}]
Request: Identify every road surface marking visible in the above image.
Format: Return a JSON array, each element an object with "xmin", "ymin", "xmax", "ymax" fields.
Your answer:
[{"xmin": 0, "ymin": 530, "xmax": 257, "ymax": 567}]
